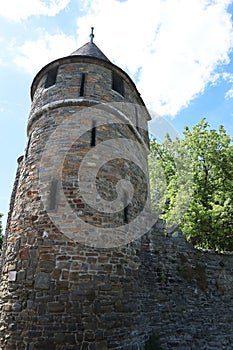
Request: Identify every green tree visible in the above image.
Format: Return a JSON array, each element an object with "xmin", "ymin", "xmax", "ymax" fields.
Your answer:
[{"xmin": 149, "ymin": 118, "xmax": 233, "ymax": 251}]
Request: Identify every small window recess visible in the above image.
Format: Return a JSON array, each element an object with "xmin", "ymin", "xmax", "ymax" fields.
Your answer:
[
  {"xmin": 79, "ymin": 73, "xmax": 86, "ymax": 97},
  {"xmin": 48, "ymin": 178, "xmax": 58, "ymax": 211},
  {"xmin": 112, "ymin": 71, "xmax": 124, "ymax": 96},
  {"xmin": 123, "ymin": 191, "xmax": 129, "ymax": 224},
  {"xmin": 45, "ymin": 66, "xmax": 58, "ymax": 89},
  {"xmin": 135, "ymin": 106, "xmax": 139, "ymax": 132},
  {"xmin": 90, "ymin": 120, "xmax": 96, "ymax": 147}
]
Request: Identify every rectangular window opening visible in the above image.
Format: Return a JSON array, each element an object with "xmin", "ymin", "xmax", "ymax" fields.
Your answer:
[
  {"xmin": 124, "ymin": 206, "xmax": 129, "ymax": 224},
  {"xmin": 112, "ymin": 71, "xmax": 124, "ymax": 96},
  {"xmin": 135, "ymin": 107, "xmax": 139, "ymax": 132},
  {"xmin": 123, "ymin": 191, "xmax": 129, "ymax": 224},
  {"xmin": 90, "ymin": 120, "xmax": 96, "ymax": 147},
  {"xmin": 45, "ymin": 66, "xmax": 58, "ymax": 89},
  {"xmin": 79, "ymin": 73, "xmax": 86, "ymax": 97}
]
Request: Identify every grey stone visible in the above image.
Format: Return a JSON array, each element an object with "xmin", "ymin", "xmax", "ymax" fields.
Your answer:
[{"xmin": 34, "ymin": 272, "xmax": 51, "ymax": 290}]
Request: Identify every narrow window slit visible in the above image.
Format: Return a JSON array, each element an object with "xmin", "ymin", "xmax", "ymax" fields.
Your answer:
[
  {"xmin": 48, "ymin": 178, "xmax": 58, "ymax": 211},
  {"xmin": 79, "ymin": 73, "xmax": 86, "ymax": 97},
  {"xmin": 123, "ymin": 191, "xmax": 129, "ymax": 224},
  {"xmin": 135, "ymin": 106, "xmax": 139, "ymax": 131},
  {"xmin": 91, "ymin": 120, "xmax": 96, "ymax": 147}
]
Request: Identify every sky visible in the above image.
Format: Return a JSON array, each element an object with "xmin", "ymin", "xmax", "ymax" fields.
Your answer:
[{"xmin": 1, "ymin": 0, "xmax": 233, "ymax": 231}]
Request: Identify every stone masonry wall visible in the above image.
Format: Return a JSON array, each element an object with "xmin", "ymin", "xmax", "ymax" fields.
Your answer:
[
  {"xmin": 1, "ymin": 216, "xmax": 233, "ymax": 349},
  {"xmin": 0, "ymin": 156, "xmax": 23, "ymax": 276},
  {"xmin": 28, "ymin": 59, "xmax": 149, "ymax": 147},
  {"xmin": 1, "ymin": 53, "xmax": 233, "ymax": 350},
  {"xmin": 140, "ymin": 221, "xmax": 233, "ymax": 350},
  {"xmin": 0, "ymin": 56, "xmax": 150, "ymax": 349}
]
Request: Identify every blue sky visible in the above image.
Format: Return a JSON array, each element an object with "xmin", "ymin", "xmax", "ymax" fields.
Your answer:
[{"xmin": 1, "ymin": 0, "xmax": 233, "ymax": 230}]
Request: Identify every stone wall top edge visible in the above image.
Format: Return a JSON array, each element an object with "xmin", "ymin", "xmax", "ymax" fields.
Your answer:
[{"xmin": 149, "ymin": 222, "xmax": 233, "ymax": 262}]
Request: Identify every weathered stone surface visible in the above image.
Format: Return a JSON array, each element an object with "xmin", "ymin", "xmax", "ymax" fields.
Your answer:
[
  {"xmin": 47, "ymin": 302, "xmax": 65, "ymax": 313},
  {"xmin": 34, "ymin": 272, "xmax": 51, "ymax": 290},
  {"xmin": 1, "ymin": 40, "xmax": 233, "ymax": 350}
]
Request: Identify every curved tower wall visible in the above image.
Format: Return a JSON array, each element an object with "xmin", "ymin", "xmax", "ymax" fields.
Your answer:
[{"xmin": 0, "ymin": 52, "xmax": 151, "ymax": 349}]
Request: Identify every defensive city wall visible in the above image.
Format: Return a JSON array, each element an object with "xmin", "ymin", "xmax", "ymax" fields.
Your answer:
[{"xmin": 0, "ymin": 34, "xmax": 233, "ymax": 349}]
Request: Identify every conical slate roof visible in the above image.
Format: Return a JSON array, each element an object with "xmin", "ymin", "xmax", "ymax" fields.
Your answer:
[{"xmin": 70, "ymin": 42, "xmax": 110, "ymax": 62}]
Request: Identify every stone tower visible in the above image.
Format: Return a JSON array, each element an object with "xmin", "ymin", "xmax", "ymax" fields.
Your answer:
[{"xmin": 0, "ymin": 30, "xmax": 152, "ymax": 349}]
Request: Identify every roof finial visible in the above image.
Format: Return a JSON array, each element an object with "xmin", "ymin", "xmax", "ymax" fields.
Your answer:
[{"xmin": 90, "ymin": 27, "xmax": 94, "ymax": 43}]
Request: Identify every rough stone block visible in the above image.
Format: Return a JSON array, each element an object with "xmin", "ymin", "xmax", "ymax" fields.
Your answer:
[
  {"xmin": 34, "ymin": 272, "xmax": 51, "ymax": 290},
  {"xmin": 47, "ymin": 302, "xmax": 65, "ymax": 313}
]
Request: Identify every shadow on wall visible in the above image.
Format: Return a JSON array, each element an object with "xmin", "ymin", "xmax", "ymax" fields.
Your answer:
[{"xmin": 145, "ymin": 334, "xmax": 163, "ymax": 350}]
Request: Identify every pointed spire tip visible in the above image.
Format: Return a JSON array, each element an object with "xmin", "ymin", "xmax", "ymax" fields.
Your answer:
[{"xmin": 90, "ymin": 27, "xmax": 94, "ymax": 43}]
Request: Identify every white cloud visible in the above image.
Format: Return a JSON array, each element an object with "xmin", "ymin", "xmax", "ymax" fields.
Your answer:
[
  {"xmin": 13, "ymin": 0, "xmax": 233, "ymax": 117},
  {"xmin": 225, "ymin": 88, "xmax": 233, "ymax": 99},
  {"xmin": 222, "ymin": 72, "xmax": 233, "ymax": 99},
  {"xmin": 76, "ymin": 0, "xmax": 233, "ymax": 117},
  {"xmin": 222, "ymin": 72, "xmax": 233, "ymax": 82},
  {"xmin": 14, "ymin": 33, "xmax": 77, "ymax": 75},
  {"xmin": 0, "ymin": 0, "xmax": 71, "ymax": 22}
]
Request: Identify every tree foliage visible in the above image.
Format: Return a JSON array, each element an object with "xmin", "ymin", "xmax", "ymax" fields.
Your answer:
[{"xmin": 149, "ymin": 118, "xmax": 233, "ymax": 251}]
